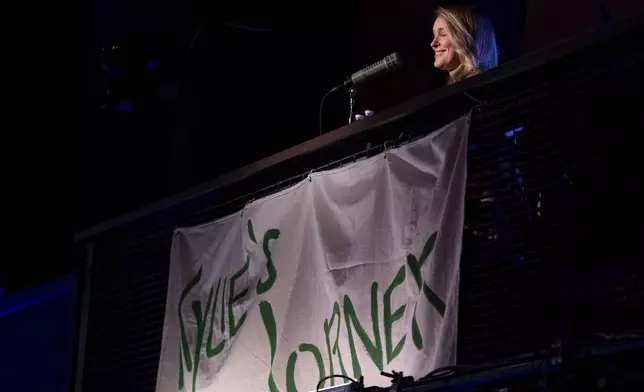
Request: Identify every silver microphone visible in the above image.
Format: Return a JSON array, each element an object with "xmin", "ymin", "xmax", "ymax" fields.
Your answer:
[{"xmin": 345, "ymin": 52, "xmax": 402, "ymax": 86}]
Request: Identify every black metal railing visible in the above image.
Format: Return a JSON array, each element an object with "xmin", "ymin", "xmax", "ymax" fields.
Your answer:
[{"xmin": 74, "ymin": 16, "xmax": 643, "ymax": 392}]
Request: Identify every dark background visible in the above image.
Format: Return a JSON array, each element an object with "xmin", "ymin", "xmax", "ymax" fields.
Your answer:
[
  {"xmin": 1, "ymin": 0, "xmax": 642, "ymax": 294},
  {"xmin": 0, "ymin": 274, "xmax": 79, "ymax": 391}
]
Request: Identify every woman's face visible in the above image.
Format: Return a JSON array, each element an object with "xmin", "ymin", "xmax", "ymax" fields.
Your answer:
[{"xmin": 431, "ymin": 16, "xmax": 460, "ymax": 72}]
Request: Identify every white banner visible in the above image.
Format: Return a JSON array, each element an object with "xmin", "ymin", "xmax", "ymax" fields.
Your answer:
[{"xmin": 157, "ymin": 115, "xmax": 469, "ymax": 392}]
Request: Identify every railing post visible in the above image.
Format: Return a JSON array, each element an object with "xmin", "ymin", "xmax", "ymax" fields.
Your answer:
[{"xmin": 74, "ymin": 241, "xmax": 94, "ymax": 392}]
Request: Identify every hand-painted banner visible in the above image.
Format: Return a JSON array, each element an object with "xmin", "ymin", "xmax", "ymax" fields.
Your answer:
[{"xmin": 157, "ymin": 115, "xmax": 469, "ymax": 392}]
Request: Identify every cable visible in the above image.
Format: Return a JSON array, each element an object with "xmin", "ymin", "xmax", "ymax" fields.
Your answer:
[
  {"xmin": 187, "ymin": 23, "xmax": 205, "ymax": 53},
  {"xmin": 222, "ymin": 22, "xmax": 273, "ymax": 32},
  {"xmin": 419, "ymin": 365, "xmax": 480, "ymax": 381},
  {"xmin": 463, "ymin": 91, "xmax": 484, "ymax": 105},
  {"xmin": 316, "ymin": 374, "xmax": 357, "ymax": 392},
  {"xmin": 319, "ymin": 84, "xmax": 345, "ymax": 136},
  {"xmin": 425, "ymin": 366, "xmax": 458, "ymax": 378}
]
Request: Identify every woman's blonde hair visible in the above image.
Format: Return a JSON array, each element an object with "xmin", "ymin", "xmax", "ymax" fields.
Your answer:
[{"xmin": 435, "ymin": 5, "xmax": 499, "ymax": 84}]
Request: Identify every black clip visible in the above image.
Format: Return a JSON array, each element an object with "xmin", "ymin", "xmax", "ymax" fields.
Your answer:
[{"xmin": 380, "ymin": 371, "xmax": 414, "ymax": 392}]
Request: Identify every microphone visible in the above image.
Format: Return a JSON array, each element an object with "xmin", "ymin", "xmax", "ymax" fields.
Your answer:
[{"xmin": 345, "ymin": 52, "xmax": 402, "ymax": 86}]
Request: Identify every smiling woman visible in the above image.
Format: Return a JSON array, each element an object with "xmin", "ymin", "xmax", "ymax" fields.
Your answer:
[{"xmin": 430, "ymin": 5, "xmax": 499, "ymax": 85}]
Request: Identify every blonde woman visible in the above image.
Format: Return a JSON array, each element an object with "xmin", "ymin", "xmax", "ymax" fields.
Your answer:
[{"xmin": 430, "ymin": 5, "xmax": 499, "ymax": 84}]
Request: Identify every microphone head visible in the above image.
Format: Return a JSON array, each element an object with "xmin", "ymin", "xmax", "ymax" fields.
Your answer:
[
  {"xmin": 347, "ymin": 52, "xmax": 404, "ymax": 86},
  {"xmin": 385, "ymin": 52, "xmax": 403, "ymax": 70}
]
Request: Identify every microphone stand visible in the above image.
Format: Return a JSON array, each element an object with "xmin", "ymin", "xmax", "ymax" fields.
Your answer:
[{"xmin": 348, "ymin": 87, "xmax": 357, "ymax": 124}]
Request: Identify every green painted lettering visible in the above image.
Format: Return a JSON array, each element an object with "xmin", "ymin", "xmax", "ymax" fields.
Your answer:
[
  {"xmin": 285, "ymin": 344, "xmax": 325, "ymax": 392},
  {"xmin": 178, "ymin": 265, "xmax": 202, "ymax": 382},
  {"xmin": 406, "ymin": 231, "xmax": 445, "ymax": 350},
  {"xmin": 190, "ymin": 287, "xmax": 214, "ymax": 392},
  {"xmin": 260, "ymin": 301, "xmax": 277, "ymax": 363},
  {"xmin": 383, "ymin": 265, "xmax": 407, "ymax": 364},
  {"xmin": 220, "ymin": 278, "xmax": 226, "ymax": 334},
  {"xmin": 260, "ymin": 300, "xmax": 281, "ymax": 392},
  {"xmin": 248, "ymin": 219, "xmax": 257, "ymax": 244},
  {"xmin": 257, "ymin": 229, "xmax": 280, "ymax": 294},
  {"xmin": 228, "ymin": 256, "xmax": 250, "ymax": 337},
  {"xmin": 206, "ymin": 279, "xmax": 226, "ymax": 357},
  {"xmin": 411, "ymin": 304, "xmax": 423, "ymax": 349},
  {"xmin": 286, "ymin": 352, "xmax": 298, "ymax": 392},
  {"xmin": 178, "ymin": 349, "xmax": 184, "ymax": 389},
  {"xmin": 323, "ymin": 302, "xmax": 347, "ymax": 385},
  {"xmin": 343, "ymin": 283, "xmax": 383, "ymax": 379},
  {"xmin": 302, "ymin": 344, "xmax": 326, "ymax": 388},
  {"xmin": 406, "ymin": 231, "xmax": 437, "ymax": 289},
  {"xmin": 422, "ymin": 282, "xmax": 446, "ymax": 317}
]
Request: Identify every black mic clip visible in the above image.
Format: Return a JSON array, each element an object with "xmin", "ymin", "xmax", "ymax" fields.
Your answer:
[{"xmin": 381, "ymin": 370, "xmax": 414, "ymax": 392}]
